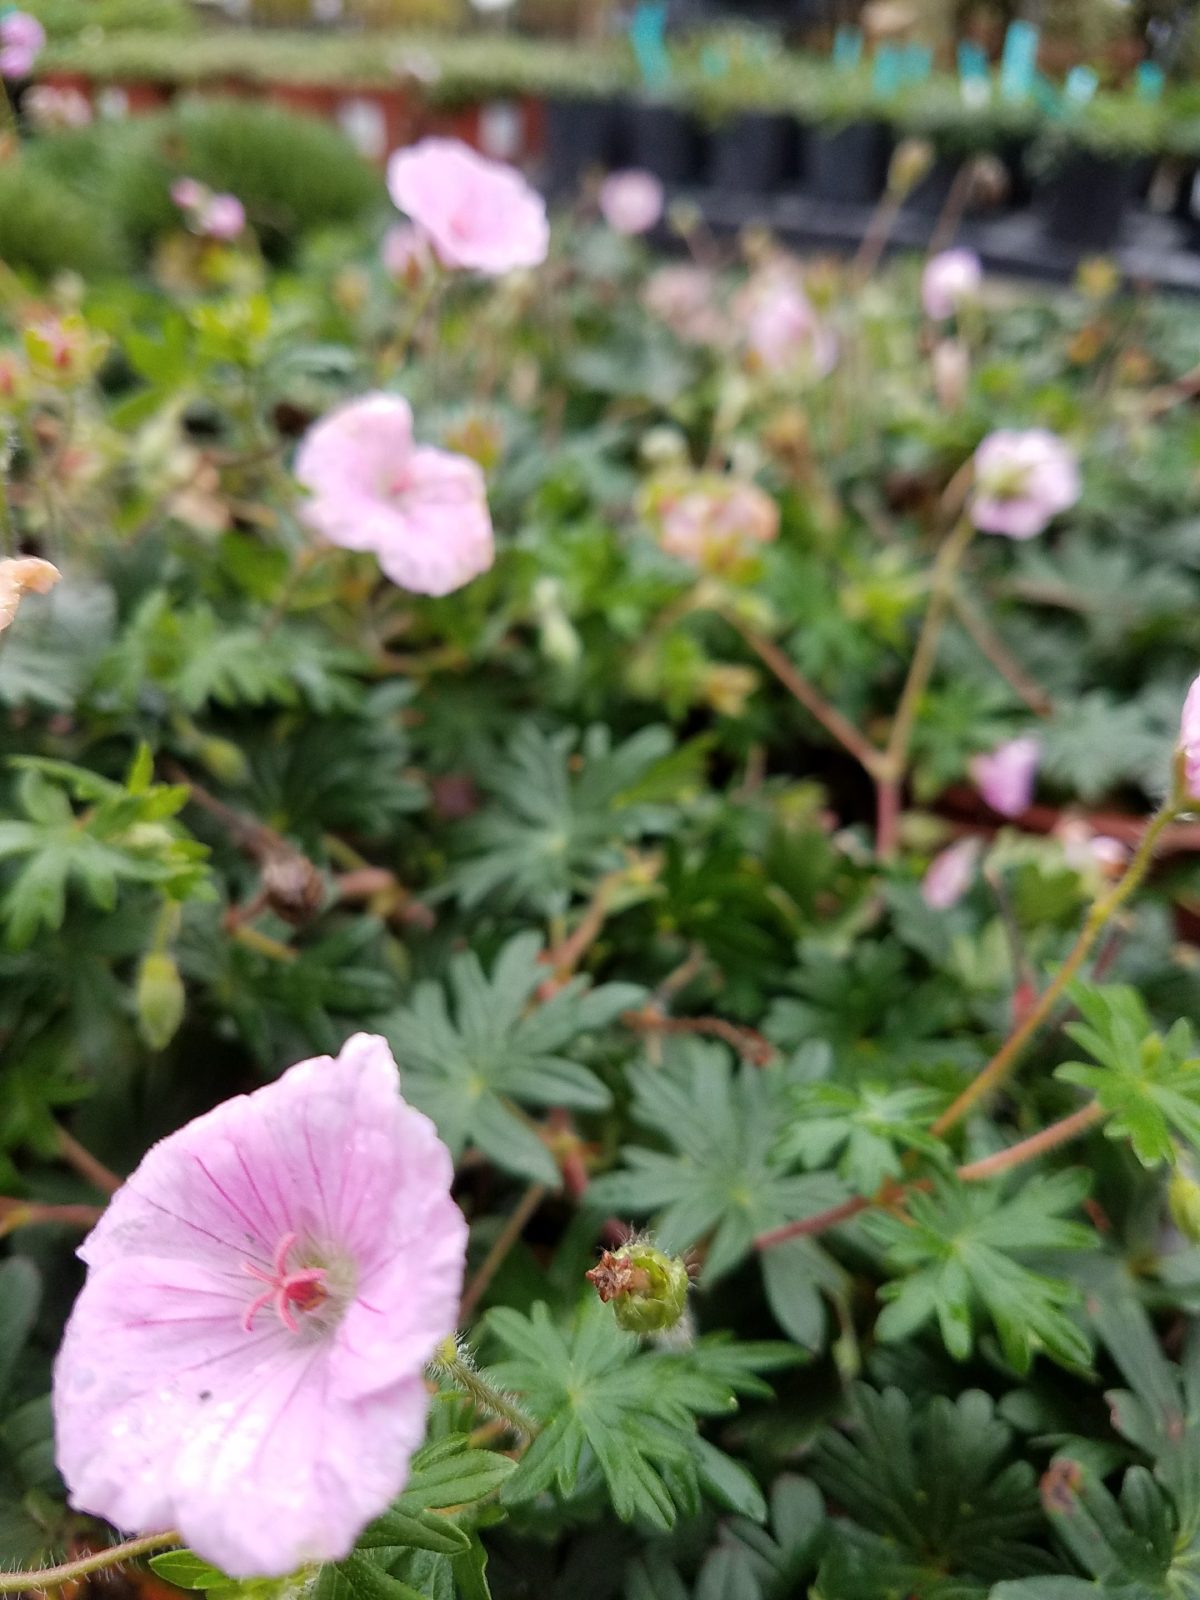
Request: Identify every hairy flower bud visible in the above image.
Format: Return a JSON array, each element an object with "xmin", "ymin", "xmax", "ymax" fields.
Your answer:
[
  {"xmin": 1170, "ymin": 1171, "xmax": 1200, "ymax": 1242},
  {"xmin": 586, "ymin": 1243, "xmax": 689, "ymax": 1335},
  {"xmin": 135, "ymin": 950, "xmax": 186, "ymax": 1051}
]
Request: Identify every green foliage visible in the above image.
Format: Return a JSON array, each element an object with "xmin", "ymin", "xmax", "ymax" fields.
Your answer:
[
  {"xmin": 1059, "ymin": 984, "xmax": 1200, "ymax": 1168},
  {"xmin": 0, "ymin": 159, "xmax": 126, "ymax": 280},
  {"xmin": 383, "ymin": 933, "xmax": 642, "ymax": 1183},
  {"xmin": 448, "ymin": 724, "xmax": 692, "ymax": 914},
  {"xmin": 484, "ymin": 1297, "xmax": 789, "ymax": 1531},
  {"xmin": 864, "ymin": 1171, "xmax": 1096, "ymax": 1372},
  {"xmin": 0, "ymin": 751, "xmax": 211, "ymax": 949}
]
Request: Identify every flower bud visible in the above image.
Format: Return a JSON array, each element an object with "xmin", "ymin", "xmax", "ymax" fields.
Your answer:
[
  {"xmin": 887, "ymin": 138, "xmax": 934, "ymax": 199},
  {"xmin": 1170, "ymin": 1171, "xmax": 1200, "ymax": 1242},
  {"xmin": 1176, "ymin": 673, "xmax": 1200, "ymax": 805},
  {"xmin": 586, "ymin": 1242, "xmax": 689, "ymax": 1335},
  {"xmin": 136, "ymin": 950, "xmax": 186, "ymax": 1051}
]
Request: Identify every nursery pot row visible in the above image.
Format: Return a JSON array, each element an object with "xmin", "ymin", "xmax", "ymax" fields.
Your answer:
[{"xmin": 543, "ymin": 95, "xmax": 1141, "ymax": 252}]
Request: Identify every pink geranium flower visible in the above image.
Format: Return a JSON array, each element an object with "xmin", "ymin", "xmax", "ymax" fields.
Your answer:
[
  {"xmin": 921, "ymin": 249, "xmax": 982, "ymax": 320},
  {"xmin": 382, "ymin": 222, "xmax": 429, "ymax": 280},
  {"xmin": 295, "ymin": 392, "xmax": 494, "ymax": 596},
  {"xmin": 0, "ymin": 556, "xmax": 60, "ymax": 633},
  {"xmin": 24, "ymin": 84, "xmax": 92, "ymax": 130},
  {"xmin": 971, "ymin": 735, "xmax": 1040, "ymax": 818},
  {"xmin": 642, "ymin": 470, "xmax": 779, "ymax": 573},
  {"xmin": 642, "ymin": 263, "xmax": 725, "ymax": 346},
  {"xmin": 171, "ymin": 178, "xmax": 245, "ymax": 241},
  {"xmin": 921, "ymin": 836, "xmax": 981, "ymax": 909},
  {"xmin": 53, "ymin": 1034, "xmax": 466, "ymax": 1579},
  {"xmin": 1179, "ymin": 674, "xmax": 1200, "ymax": 799},
  {"xmin": 0, "ymin": 10, "xmax": 44, "ymax": 77},
  {"xmin": 971, "ymin": 429, "xmax": 1081, "ymax": 539},
  {"xmin": 598, "ymin": 169, "xmax": 664, "ymax": 236},
  {"xmin": 735, "ymin": 263, "xmax": 836, "ymax": 379},
  {"xmin": 386, "ymin": 138, "xmax": 549, "ymax": 275}
]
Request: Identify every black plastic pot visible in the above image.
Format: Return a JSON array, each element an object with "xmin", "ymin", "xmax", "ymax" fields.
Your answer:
[
  {"xmin": 623, "ymin": 100, "xmax": 706, "ymax": 185},
  {"xmin": 706, "ymin": 112, "xmax": 800, "ymax": 193},
  {"xmin": 542, "ymin": 96, "xmax": 620, "ymax": 195},
  {"xmin": 900, "ymin": 156, "xmax": 958, "ymax": 216},
  {"xmin": 806, "ymin": 120, "xmax": 890, "ymax": 205},
  {"xmin": 1036, "ymin": 151, "xmax": 1133, "ymax": 252}
]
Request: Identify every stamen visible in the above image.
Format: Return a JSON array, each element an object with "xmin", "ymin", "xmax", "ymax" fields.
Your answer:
[{"xmin": 240, "ymin": 1235, "xmax": 327, "ymax": 1333}]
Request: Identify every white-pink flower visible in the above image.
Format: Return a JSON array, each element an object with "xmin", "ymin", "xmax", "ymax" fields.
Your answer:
[
  {"xmin": 171, "ymin": 178, "xmax": 245, "ymax": 241},
  {"xmin": 24, "ymin": 84, "xmax": 92, "ymax": 130},
  {"xmin": 735, "ymin": 263, "xmax": 836, "ymax": 379},
  {"xmin": 0, "ymin": 11, "xmax": 44, "ymax": 78},
  {"xmin": 1179, "ymin": 673, "xmax": 1200, "ymax": 799},
  {"xmin": 382, "ymin": 222, "xmax": 429, "ymax": 279},
  {"xmin": 921, "ymin": 836, "xmax": 981, "ymax": 909},
  {"xmin": 642, "ymin": 263, "xmax": 725, "ymax": 346},
  {"xmin": 598, "ymin": 169, "xmax": 664, "ymax": 236},
  {"xmin": 295, "ymin": 392, "xmax": 494, "ymax": 596},
  {"xmin": 387, "ymin": 137, "xmax": 548, "ymax": 276},
  {"xmin": 971, "ymin": 429, "xmax": 1080, "ymax": 539},
  {"xmin": 52, "ymin": 1034, "xmax": 466, "ymax": 1579},
  {"xmin": 921, "ymin": 249, "xmax": 982, "ymax": 321},
  {"xmin": 971, "ymin": 735, "xmax": 1040, "ymax": 818},
  {"xmin": 203, "ymin": 194, "xmax": 246, "ymax": 241}
]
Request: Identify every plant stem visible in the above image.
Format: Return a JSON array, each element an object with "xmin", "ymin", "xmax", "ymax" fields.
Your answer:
[
  {"xmin": 950, "ymin": 586, "xmax": 1053, "ymax": 717},
  {"xmin": 955, "ymin": 1101, "xmax": 1106, "ymax": 1181},
  {"xmin": 719, "ymin": 608, "xmax": 884, "ymax": 777},
  {"xmin": 56, "ymin": 1127, "xmax": 121, "ymax": 1197},
  {"xmin": 756, "ymin": 1100, "xmax": 1109, "ymax": 1250},
  {"xmin": 877, "ymin": 513, "xmax": 976, "ymax": 860},
  {"xmin": 432, "ymin": 1346, "xmax": 538, "ymax": 1443},
  {"xmin": 459, "ymin": 1184, "xmax": 546, "ymax": 1324},
  {"xmin": 0, "ymin": 1531, "xmax": 182, "ymax": 1594},
  {"xmin": 930, "ymin": 798, "xmax": 1177, "ymax": 1137},
  {"xmin": 0, "ymin": 1198, "xmax": 104, "ymax": 1237}
]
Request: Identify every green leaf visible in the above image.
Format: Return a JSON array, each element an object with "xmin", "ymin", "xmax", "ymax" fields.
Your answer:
[
  {"xmin": 149, "ymin": 1551, "xmax": 238, "ymax": 1591},
  {"xmin": 1058, "ymin": 983, "xmax": 1200, "ymax": 1167},
  {"xmin": 484, "ymin": 1297, "xmax": 774, "ymax": 1531},
  {"xmin": 865, "ymin": 1171, "xmax": 1096, "ymax": 1372},
  {"xmin": 588, "ymin": 1040, "xmax": 847, "ymax": 1287},
  {"xmin": 392, "ymin": 1439, "xmax": 517, "ymax": 1514},
  {"xmin": 0, "ymin": 1259, "xmax": 41, "ymax": 1407},
  {"xmin": 382, "ymin": 934, "xmax": 640, "ymax": 1184}
]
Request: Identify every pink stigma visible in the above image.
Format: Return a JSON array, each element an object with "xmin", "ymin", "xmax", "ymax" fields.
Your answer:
[{"xmin": 241, "ymin": 1232, "xmax": 328, "ymax": 1334}]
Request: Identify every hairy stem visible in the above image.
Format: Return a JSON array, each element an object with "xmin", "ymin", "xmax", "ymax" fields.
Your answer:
[
  {"xmin": 0, "ymin": 1531, "xmax": 182, "ymax": 1594},
  {"xmin": 432, "ymin": 1345, "xmax": 539, "ymax": 1443}
]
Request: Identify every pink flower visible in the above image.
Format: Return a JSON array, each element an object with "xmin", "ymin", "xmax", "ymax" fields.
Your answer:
[
  {"xmin": 0, "ymin": 10, "xmax": 44, "ymax": 77},
  {"xmin": 971, "ymin": 429, "xmax": 1081, "ymax": 539},
  {"xmin": 735, "ymin": 264, "xmax": 836, "ymax": 379},
  {"xmin": 171, "ymin": 179, "xmax": 245, "ymax": 240},
  {"xmin": 642, "ymin": 264, "xmax": 724, "ymax": 346},
  {"xmin": 24, "ymin": 85, "xmax": 92, "ymax": 129},
  {"xmin": 386, "ymin": 138, "xmax": 549, "ymax": 276},
  {"xmin": 598, "ymin": 169, "xmax": 664, "ymax": 235},
  {"xmin": 971, "ymin": 735, "xmax": 1040, "ymax": 818},
  {"xmin": 0, "ymin": 556, "xmax": 60, "ymax": 633},
  {"xmin": 295, "ymin": 392, "xmax": 494, "ymax": 596},
  {"xmin": 382, "ymin": 222, "xmax": 429, "ymax": 279},
  {"xmin": 53, "ymin": 1034, "xmax": 466, "ymax": 1579},
  {"xmin": 1056, "ymin": 818, "xmax": 1127, "ymax": 877},
  {"xmin": 921, "ymin": 836, "xmax": 981, "ymax": 909},
  {"xmin": 1179, "ymin": 673, "xmax": 1200, "ymax": 799},
  {"xmin": 171, "ymin": 177, "xmax": 206, "ymax": 211},
  {"xmin": 643, "ymin": 470, "xmax": 779, "ymax": 573},
  {"xmin": 203, "ymin": 194, "xmax": 246, "ymax": 241},
  {"xmin": 921, "ymin": 248, "xmax": 982, "ymax": 320}
]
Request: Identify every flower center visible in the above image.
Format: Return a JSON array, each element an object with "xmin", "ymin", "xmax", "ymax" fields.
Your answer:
[{"xmin": 241, "ymin": 1231, "xmax": 329, "ymax": 1334}]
